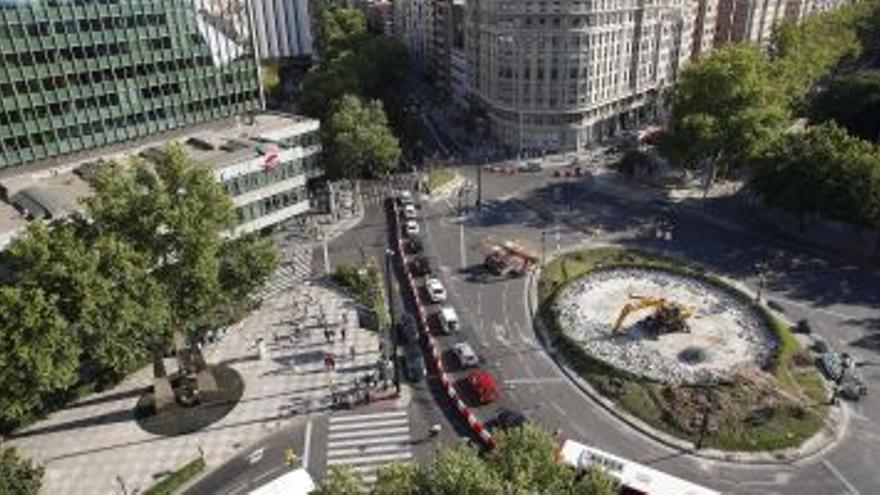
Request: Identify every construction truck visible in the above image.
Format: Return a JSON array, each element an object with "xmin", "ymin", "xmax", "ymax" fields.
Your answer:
[
  {"xmin": 613, "ymin": 294, "xmax": 693, "ymax": 337},
  {"xmin": 484, "ymin": 240, "xmax": 539, "ymax": 278}
]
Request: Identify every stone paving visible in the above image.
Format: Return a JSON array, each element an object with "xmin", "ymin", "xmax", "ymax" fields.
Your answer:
[{"xmin": 8, "ymin": 275, "xmax": 382, "ymax": 494}]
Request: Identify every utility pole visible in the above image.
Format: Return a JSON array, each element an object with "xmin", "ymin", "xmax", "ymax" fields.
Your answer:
[
  {"xmin": 541, "ymin": 230, "xmax": 547, "ymax": 265},
  {"xmin": 384, "ymin": 248, "xmax": 400, "ymax": 393}
]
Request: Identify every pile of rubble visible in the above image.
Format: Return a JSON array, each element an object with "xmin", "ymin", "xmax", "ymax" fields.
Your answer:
[{"xmin": 556, "ymin": 267, "xmax": 775, "ymax": 384}]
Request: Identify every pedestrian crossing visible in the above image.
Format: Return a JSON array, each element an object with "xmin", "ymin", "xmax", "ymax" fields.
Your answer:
[{"xmin": 325, "ymin": 409, "xmax": 413, "ymax": 484}]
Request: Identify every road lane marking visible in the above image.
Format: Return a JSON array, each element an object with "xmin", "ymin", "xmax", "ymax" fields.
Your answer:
[
  {"xmin": 303, "ymin": 419, "xmax": 312, "ymax": 469},
  {"xmin": 460, "ymin": 222, "xmax": 467, "ymax": 269},
  {"xmin": 327, "ymin": 443, "xmax": 412, "ymax": 458},
  {"xmin": 822, "ymin": 460, "xmax": 860, "ymax": 494},
  {"xmin": 253, "ymin": 464, "xmax": 284, "ymax": 484},
  {"xmin": 329, "ymin": 410, "xmax": 408, "ymax": 423},
  {"xmin": 329, "ymin": 419, "xmax": 411, "ymax": 431},
  {"xmin": 328, "ymin": 426, "xmax": 410, "ymax": 440},
  {"xmin": 327, "ymin": 434, "xmax": 411, "ymax": 449},
  {"xmin": 247, "ymin": 447, "xmax": 265, "ymax": 465},
  {"xmin": 327, "ymin": 451, "xmax": 412, "ymax": 466},
  {"xmin": 505, "ymin": 377, "xmax": 565, "ymax": 384}
]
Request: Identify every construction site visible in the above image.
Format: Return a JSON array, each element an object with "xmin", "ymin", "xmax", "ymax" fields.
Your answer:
[{"xmin": 556, "ymin": 267, "xmax": 776, "ymax": 384}]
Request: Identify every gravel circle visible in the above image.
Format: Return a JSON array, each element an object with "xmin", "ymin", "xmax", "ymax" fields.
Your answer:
[{"xmin": 556, "ymin": 267, "xmax": 776, "ymax": 384}]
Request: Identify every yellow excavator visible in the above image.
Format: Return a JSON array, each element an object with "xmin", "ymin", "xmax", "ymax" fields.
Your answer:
[{"xmin": 612, "ymin": 295, "xmax": 693, "ymax": 337}]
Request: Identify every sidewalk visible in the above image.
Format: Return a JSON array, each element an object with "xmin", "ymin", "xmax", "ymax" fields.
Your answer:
[{"xmin": 7, "ymin": 281, "xmax": 382, "ymax": 494}]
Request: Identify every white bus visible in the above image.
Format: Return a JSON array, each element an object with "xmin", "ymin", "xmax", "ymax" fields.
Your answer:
[{"xmin": 558, "ymin": 439, "xmax": 720, "ymax": 495}]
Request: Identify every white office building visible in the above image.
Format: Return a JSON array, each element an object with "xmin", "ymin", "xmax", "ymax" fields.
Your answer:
[
  {"xmin": 466, "ymin": 0, "xmax": 693, "ymax": 153},
  {"xmin": 250, "ymin": 0, "xmax": 314, "ymax": 59}
]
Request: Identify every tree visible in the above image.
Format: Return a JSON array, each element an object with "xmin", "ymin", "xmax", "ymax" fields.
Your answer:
[
  {"xmin": 0, "ymin": 286, "xmax": 79, "ymax": 426},
  {"xmin": 320, "ymin": 7, "xmax": 368, "ymax": 61},
  {"xmin": 488, "ymin": 425, "xmax": 576, "ymax": 493},
  {"xmin": 750, "ymin": 123, "xmax": 880, "ymax": 231},
  {"xmin": 0, "ymin": 447, "xmax": 43, "ymax": 495},
  {"xmin": 323, "ymin": 94, "xmax": 401, "ymax": 178},
  {"xmin": 421, "ymin": 443, "xmax": 503, "ymax": 494},
  {"xmin": 313, "ymin": 466, "xmax": 365, "ymax": 495},
  {"xmin": 372, "ymin": 463, "xmax": 423, "ymax": 495},
  {"xmin": 86, "ymin": 144, "xmax": 236, "ymax": 330},
  {"xmin": 218, "ymin": 234, "xmax": 278, "ymax": 302},
  {"xmin": 810, "ymin": 71, "xmax": 880, "ymax": 142},
  {"xmin": 663, "ymin": 45, "xmax": 789, "ymax": 179}
]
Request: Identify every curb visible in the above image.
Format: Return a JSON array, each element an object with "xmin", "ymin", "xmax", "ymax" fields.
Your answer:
[
  {"xmin": 525, "ymin": 249, "xmax": 850, "ymax": 466},
  {"xmin": 390, "ymin": 201, "xmax": 494, "ymax": 449}
]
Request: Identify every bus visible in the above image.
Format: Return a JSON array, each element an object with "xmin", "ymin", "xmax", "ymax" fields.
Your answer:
[{"xmin": 558, "ymin": 439, "xmax": 720, "ymax": 495}]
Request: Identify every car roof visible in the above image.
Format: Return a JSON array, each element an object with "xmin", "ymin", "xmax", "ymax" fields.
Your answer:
[
  {"xmin": 440, "ymin": 306, "xmax": 457, "ymax": 318},
  {"xmin": 428, "ymin": 278, "xmax": 442, "ymax": 286},
  {"xmin": 454, "ymin": 343, "xmax": 476, "ymax": 356},
  {"xmin": 469, "ymin": 370, "xmax": 497, "ymax": 388}
]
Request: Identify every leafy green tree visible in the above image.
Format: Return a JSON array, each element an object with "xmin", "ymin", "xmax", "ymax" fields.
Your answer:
[
  {"xmin": 299, "ymin": 51, "xmax": 364, "ymax": 118},
  {"xmin": 314, "ymin": 466, "xmax": 365, "ymax": 495},
  {"xmin": 810, "ymin": 71, "xmax": 880, "ymax": 142},
  {"xmin": 0, "ymin": 286, "xmax": 79, "ymax": 425},
  {"xmin": 373, "ymin": 463, "xmax": 423, "ymax": 495},
  {"xmin": 575, "ymin": 467, "xmax": 618, "ymax": 495},
  {"xmin": 321, "ymin": 7, "xmax": 368, "ymax": 61},
  {"xmin": 218, "ymin": 235, "xmax": 278, "ymax": 302},
  {"xmin": 663, "ymin": 45, "xmax": 789, "ymax": 179},
  {"xmin": 0, "ymin": 447, "xmax": 44, "ymax": 495},
  {"xmin": 750, "ymin": 123, "xmax": 880, "ymax": 231},
  {"xmin": 487, "ymin": 425, "xmax": 576, "ymax": 493},
  {"xmin": 86, "ymin": 144, "xmax": 236, "ymax": 330},
  {"xmin": 421, "ymin": 443, "xmax": 503, "ymax": 494},
  {"xmin": 324, "ymin": 94, "xmax": 402, "ymax": 178}
]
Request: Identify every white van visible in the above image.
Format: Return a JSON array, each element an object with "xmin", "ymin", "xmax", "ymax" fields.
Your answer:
[{"xmin": 438, "ymin": 306, "xmax": 459, "ymax": 334}]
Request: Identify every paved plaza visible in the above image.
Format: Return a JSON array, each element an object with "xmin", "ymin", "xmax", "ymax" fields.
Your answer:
[{"xmin": 7, "ymin": 264, "xmax": 382, "ymax": 494}]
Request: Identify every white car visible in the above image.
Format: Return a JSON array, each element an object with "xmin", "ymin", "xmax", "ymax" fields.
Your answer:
[
  {"xmin": 405, "ymin": 220, "xmax": 420, "ymax": 235},
  {"xmin": 399, "ymin": 190, "xmax": 413, "ymax": 204},
  {"xmin": 403, "ymin": 204, "xmax": 418, "ymax": 219},
  {"xmin": 438, "ymin": 306, "xmax": 459, "ymax": 334},
  {"xmin": 426, "ymin": 278, "xmax": 447, "ymax": 303},
  {"xmin": 453, "ymin": 342, "xmax": 479, "ymax": 368}
]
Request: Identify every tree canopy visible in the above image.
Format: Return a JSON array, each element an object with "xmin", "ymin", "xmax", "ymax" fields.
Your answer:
[
  {"xmin": 0, "ymin": 447, "xmax": 44, "ymax": 495},
  {"xmin": 0, "ymin": 145, "xmax": 277, "ymax": 429},
  {"xmin": 314, "ymin": 426, "xmax": 616, "ymax": 495},
  {"xmin": 750, "ymin": 123, "xmax": 880, "ymax": 232},
  {"xmin": 662, "ymin": 45, "xmax": 789, "ymax": 176},
  {"xmin": 323, "ymin": 94, "xmax": 402, "ymax": 178},
  {"xmin": 810, "ymin": 71, "xmax": 880, "ymax": 142}
]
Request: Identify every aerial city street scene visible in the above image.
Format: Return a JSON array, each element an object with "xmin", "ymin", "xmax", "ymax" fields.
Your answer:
[{"xmin": 1, "ymin": 0, "xmax": 880, "ymax": 494}]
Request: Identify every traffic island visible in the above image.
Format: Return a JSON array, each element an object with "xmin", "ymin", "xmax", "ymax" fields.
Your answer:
[{"xmin": 536, "ymin": 247, "xmax": 835, "ymax": 455}]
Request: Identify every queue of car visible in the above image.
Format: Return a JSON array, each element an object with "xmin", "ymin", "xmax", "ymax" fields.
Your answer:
[{"xmin": 395, "ymin": 189, "xmax": 526, "ymax": 428}]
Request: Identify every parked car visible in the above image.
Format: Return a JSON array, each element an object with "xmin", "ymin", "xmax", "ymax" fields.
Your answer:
[
  {"xmin": 438, "ymin": 306, "xmax": 460, "ymax": 334},
  {"xmin": 452, "ymin": 342, "xmax": 479, "ymax": 368},
  {"xmin": 519, "ymin": 160, "xmax": 543, "ymax": 172},
  {"xmin": 403, "ymin": 204, "xmax": 418, "ymax": 219},
  {"xmin": 405, "ymin": 220, "xmax": 420, "ymax": 235},
  {"xmin": 818, "ymin": 353, "xmax": 844, "ymax": 382},
  {"xmin": 487, "ymin": 408, "xmax": 527, "ymax": 431},
  {"xmin": 426, "ymin": 278, "xmax": 447, "ymax": 303},
  {"xmin": 399, "ymin": 190, "xmax": 414, "ymax": 205},
  {"xmin": 403, "ymin": 344, "xmax": 426, "ymax": 382},
  {"xmin": 466, "ymin": 370, "xmax": 500, "ymax": 404},
  {"xmin": 410, "ymin": 256, "xmax": 431, "ymax": 277}
]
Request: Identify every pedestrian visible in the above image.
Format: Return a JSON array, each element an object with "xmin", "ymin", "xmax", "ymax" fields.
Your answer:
[
  {"xmin": 323, "ymin": 328, "xmax": 330, "ymax": 343},
  {"xmin": 329, "ymin": 355, "xmax": 336, "ymax": 371},
  {"xmin": 350, "ymin": 345, "xmax": 356, "ymax": 361},
  {"xmin": 323, "ymin": 354, "xmax": 332, "ymax": 371},
  {"xmin": 341, "ymin": 327, "xmax": 347, "ymax": 342}
]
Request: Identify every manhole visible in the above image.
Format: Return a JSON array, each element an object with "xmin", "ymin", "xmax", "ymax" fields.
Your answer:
[{"xmin": 678, "ymin": 346, "xmax": 708, "ymax": 365}]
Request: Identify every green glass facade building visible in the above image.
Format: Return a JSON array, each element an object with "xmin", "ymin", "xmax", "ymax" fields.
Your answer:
[{"xmin": 0, "ymin": 0, "xmax": 260, "ymax": 171}]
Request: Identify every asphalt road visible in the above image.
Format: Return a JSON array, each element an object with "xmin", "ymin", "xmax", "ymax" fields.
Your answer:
[{"xmin": 412, "ymin": 164, "xmax": 880, "ymax": 495}]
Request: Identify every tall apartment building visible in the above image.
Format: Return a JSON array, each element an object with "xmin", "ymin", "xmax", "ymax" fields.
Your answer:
[
  {"xmin": 467, "ymin": 0, "xmax": 693, "ymax": 152},
  {"xmin": 450, "ymin": 0, "xmax": 470, "ymax": 109},
  {"xmin": 692, "ymin": 0, "xmax": 718, "ymax": 57},
  {"xmin": 251, "ymin": 0, "xmax": 314, "ymax": 59},
  {"xmin": 714, "ymin": 0, "xmax": 786, "ymax": 45},
  {"xmin": 394, "ymin": 0, "xmax": 434, "ymax": 72},
  {"xmin": 0, "ymin": 0, "xmax": 261, "ymax": 172}
]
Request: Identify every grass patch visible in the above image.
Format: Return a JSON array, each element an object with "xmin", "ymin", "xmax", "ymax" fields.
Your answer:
[
  {"xmin": 331, "ymin": 264, "xmax": 389, "ymax": 330},
  {"xmin": 423, "ymin": 168, "xmax": 456, "ymax": 194},
  {"xmin": 143, "ymin": 456, "xmax": 205, "ymax": 495},
  {"xmin": 539, "ymin": 247, "xmax": 829, "ymax": 452}
]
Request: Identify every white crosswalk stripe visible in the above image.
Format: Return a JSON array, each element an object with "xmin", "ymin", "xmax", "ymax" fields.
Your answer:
[
  {"xmin": 257, "ymin": 243, "xmax": 313, "ymax": 299},
  {"xmin": 324, "ymin": 408, "xmax": 413, "ymax": 484}
]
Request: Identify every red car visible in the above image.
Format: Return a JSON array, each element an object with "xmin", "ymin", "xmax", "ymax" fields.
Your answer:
[{"xmin": 467, "ymin": 370, "xmax": 500, "ymax": 404}]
